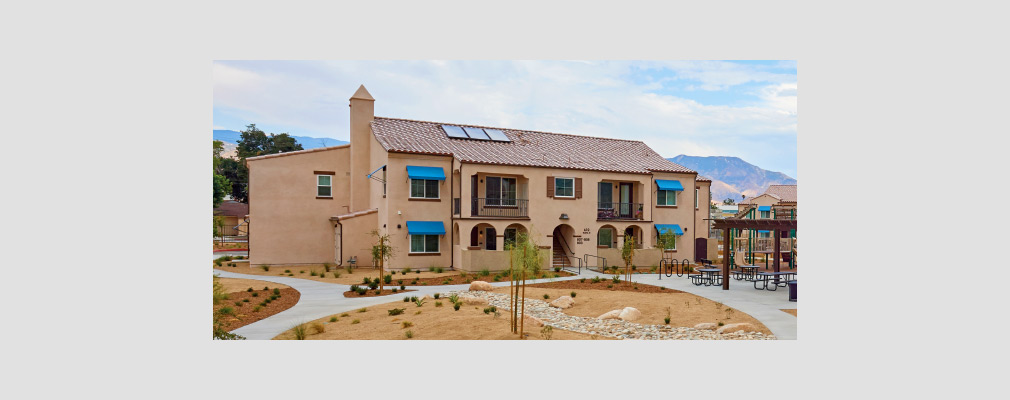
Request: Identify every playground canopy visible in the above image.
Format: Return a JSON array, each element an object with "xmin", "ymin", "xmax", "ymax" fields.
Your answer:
[{"xmin": 711, "ymin": 219, "xmax": 798, "ymax": 290}]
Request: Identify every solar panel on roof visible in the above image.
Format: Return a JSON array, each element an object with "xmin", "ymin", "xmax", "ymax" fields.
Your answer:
[
  {"xmin": 484, "ymin": 129, "xmax": 510, "ymax": 142},
  {"xmin": 442, "ymin": 125, "xmax": 468, "ymax": 139},
  {"xmin": 463, "ymin": 127, "xmax": 490, "ymax": 140}
]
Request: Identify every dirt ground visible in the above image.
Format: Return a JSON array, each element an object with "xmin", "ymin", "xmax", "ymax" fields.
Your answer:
[
  {"xmin": 273, "ymin": 299, "xmax": 607, "ymax": 340},
  {"xmin": 213, "ymin": 242, "xmax": 248, "ymax": 251},
  {"xmin": 217, "ymin": 278, "xmax": 290, "ymax": 293},
  {"xmin": 489, "ymin": 287, "xmax": 772, "ymax": 334},
  {"xmin": 213, "ymin": 263, "xmax": 572, "ymax": 286},
  {"xmin": 214, "ymin": 286, "xmax": 300, "ymax": 332},
  {"xmin": 781, "ymin": 309, "xmax": 797, "ymax": 317}
]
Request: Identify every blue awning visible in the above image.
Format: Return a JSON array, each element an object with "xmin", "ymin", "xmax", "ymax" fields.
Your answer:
[
  {"xmin": 757, "ymin": 230, "xmax": 771, "ymax": 233},
  {"xmin": 406, "ymin": 166, "xmax": 446, "ymax": 181},
  {"xmin": 656, "ymin": 180, "xmax": 684, "ymax": 191},
  {"xmin": 406, "ymin": 221, "xmax": 445, "ymax": 235},
  {"xmin": 758, "ymin": 206, "xmax": 771, "ymax": 211},
  {"xmin": 655, "ymin": 224, "xmax": 684, "ymax": 235}
]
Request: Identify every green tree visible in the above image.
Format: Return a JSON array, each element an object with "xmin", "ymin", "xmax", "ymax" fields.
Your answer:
[
  {"xmin": 370, "ymin": 230, "xmax": 394, "ymax": 292},
  {"xmin": 213, "ymin": 141, "xmax": 230, "ymax": 208},
  {"xmin": 508, "ymin": 231, "xmax": 543, "ymax": 339},
  {"xmin": 222, "ymin": 124, "xmax": 305, "ymax": 203},
  {"xmin": 621, "ymin": 235, "xmax": 636, "ymax": 281},
  {"xmin": 722, "ymin": 198, "xmax": 736, "ymax": 205},
  {"xmin": 220, "ymin": 158, "xmax": 248, "ymax": 203}
]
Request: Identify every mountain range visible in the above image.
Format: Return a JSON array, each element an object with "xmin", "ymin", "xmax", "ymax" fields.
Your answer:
[
  {"xmin": 668, "ymin": 155, "xmax": 796, "ymax": 204},
  {"xmin": 213, "ymin": 130, "xmax": 349, "ymax": 154}
]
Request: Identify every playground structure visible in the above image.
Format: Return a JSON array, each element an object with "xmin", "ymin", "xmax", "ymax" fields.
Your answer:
[{"xmin": 726, "ymin": 205, "xmax": 797, "ymax": 269}]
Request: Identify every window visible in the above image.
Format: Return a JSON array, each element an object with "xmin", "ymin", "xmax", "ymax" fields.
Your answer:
[
  {"xmin": 695, "ymin": 188, "xmax": 699, "ymax": 208},
  {"xmin": 663, "ymin": 235, "xmax": 677, "ymax": 250},
  {"xmin": 598, "ymin": 182, "xmax": 612, "ymax": 209},
  {"xmin": 760, "ymin": 210, "xmax": 771, "ymax": 219},
  {"xmin": 598, "ymin": 228, "xmax": 613, "ymax": 248},
  {"xmin": 316, "ymin": 175, "xmax": 332, "ymax": 197},
  {"xmin": 486, "ymin": 176, "xmax": 517, "ymax": 206},
  {"xmin": 410, "ymin": 234, "xmax": 440, "ymax": 253},
  {"xmin": 758, "ymin": 231, "xmax": 772, "ymax": 238},
  {"xmin": 410, "ymin": 179, "xmax": 439, "ymax": 199},
  {"xmin": 554, "ymin": 177, "xmax": 574, "ymax": 198},
  {"xmin": 657, "ymin": 190, "xmax": 677, "ymax": 206}
]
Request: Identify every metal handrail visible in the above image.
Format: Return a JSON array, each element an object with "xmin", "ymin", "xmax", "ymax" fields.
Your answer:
[
  {"xmin": 583, "ymin": 254, "xmax": 607, "ymax": 272},
  {"xmin": 470, "ymin": 198, "xmax": 528, "ymax": 217},
  {"xmin": 561, "ymin": 255, "xmax": 582, "ymax": 275},
  {"xmin": 596, "ymin": 202, "xmax": 644, "ymax": 220}
]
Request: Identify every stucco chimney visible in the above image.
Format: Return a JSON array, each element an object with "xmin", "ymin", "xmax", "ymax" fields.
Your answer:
[{"xmin": 349, "ymin": 84, "xmax": 374, "ymax": 212}]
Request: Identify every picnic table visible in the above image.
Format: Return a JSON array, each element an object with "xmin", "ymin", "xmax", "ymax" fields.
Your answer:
[
  {"xmin": 691, "ymin": 268, "xmax": 724, "ymax": 286},
  {"xmin": 732, "ymin": 265, "xmax": 761, "ymax": 281},
  {"xmin": 753, "ymin": 271, "xmax": 797, "ymax": 291}
]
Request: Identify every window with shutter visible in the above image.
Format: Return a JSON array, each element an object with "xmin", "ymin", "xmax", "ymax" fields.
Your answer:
[
  {"xmin": 547, "ymin": 176, "xmax": 554, "ymax": 197},
  {"xmin": 574, "ymin": 177, "xmax": 582, "ymax": 199}
]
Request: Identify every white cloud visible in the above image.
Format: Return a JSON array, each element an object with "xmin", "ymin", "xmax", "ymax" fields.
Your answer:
[{"xmin": 213, "ymin": 60, "xmax": 796, "ymax": 174}]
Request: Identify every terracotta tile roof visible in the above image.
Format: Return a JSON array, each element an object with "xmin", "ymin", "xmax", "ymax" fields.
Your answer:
[
  {"xmin": 214, "ymin": 200, "xmax": 248, "ymax": 217},
  {"xmin": 370, "ymin": 117, "xmax": 697, "ymax": 175},
  {"xmin": 697, "ymin": 175, "xmax": 712, "ymax": 182},
  {"xmin": 763, "ymin": 185, "xmax": 797, "ymax": 202}
]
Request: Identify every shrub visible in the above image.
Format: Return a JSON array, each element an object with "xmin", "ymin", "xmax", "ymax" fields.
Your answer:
[
  {"xmin": 345, "ymin": 265, "xmax": 353, "ymax": 274},
  {"xmin": 234, "ymin": 301, "xmax": 243, "ymax": 307},
  {"xmin": 591, "ymin": 276, "xmax": 602, "ymax": 284},
  {"xmin": 356, "ymin": 288, "xmax": 367, "ymax": 295},
  {"xmin": 398, "ymin": 279, "xmax": 404, "ymax": 285},
  {"xmin": 428, "ymin": 266, "xmax": 436, "ymax": 272},
  {"xmin": 442, "ymin": 279, "xmax": 451, "ymax": 284},
  {"xmin": 329, "ymin": 316, "xmax": 338, "ymax": 322},
  {"xmin": 435, "ymin": 267, "xmax": 444, "ymax": 273},
  {"xmin": 414, "ymin": 298, "xmax": 426, "ymax": 307},
  {"xmin": 299, "ymin": 271, "xmax": 305, "ymax": 274},
  {"xmin": 400, "ymin": 285, "xmax": 406, "ymax": 290},
  {"xmin": 363, "ymin": 277, "xmax": 371, "ymax": 285},
  {"xmin": 580, "ymin": 278, "xmax": 586, "ymax": 283},
  {"xmin": 357, "ymin": 308, "xmax": 367, "ymax": 313},
  {"xmin": 260, "ymin": 265, "xmax": 270, "ymax": 272},
  {"xmin": 453, "ymin": 303, "xmax": 461, "ymax": 311},
  {"xmin": 288, "ymin": 274, "xmax": 293, "ymax": 276},
  {"xmin": 479, "ymin": 268, "xmax": 490, "ymax": 276},
  {"xmin": 493, "ymin": 276, "xmax": 500, "ymax": 281},
  {"xmin": 310, "ymin": 271, "xmax": 318, "ymax": 277},
  {"xmin": 632, "ymin": 265, "xmax": 637, "ymax": 271},
  {"xmin": 253, "ymin": 306, "xmax": 262, "ymax": 312},
  {"xmin": 388, "ymin": 308, "xmax": 405, "ymax": 316},
  {"xmin": 416, "ymin": 270, "xmax": 421, "ymax": 274},
  {"xmin": 435, "ymin": 301, "xmax": 443, "ymax": 307},
  {"xmin": 665, "ymin": 317, "xmax": 671, "ymax": 324},
  {"xmin": 540, "ymin": 325, "xmax": 553, "ymax": 340},
  {"xmin": 263, "ymin": 286, "xmax": 269, "ymax": 291},
  {"xmin": 311, "ymin": 322, "xmax": 325, "ymax": 334},
  {"xmin": 333, "ymin": 272, "xmax": 341, "ymax": 278},
  {"xmin": 449, "ymin": 294, "xmax": 459, "ymax": 304},
  {"xmin": 350, "ymin": 285, "xmax": 360, "ymax": 292},
  {"xmin": 402, "ymin": 321, "xmax": 413, "ymax": 328},
  {"xmin": 554, "ymin": 266, "xmax": 562, "ymax": 272},
  {"xmin": 218, "ymin": 307, "xmax": 235, "ymax": 316},
  {"xmin": 384, "ymin": 274, "xmax": 393, "ymax": 284},
  {"xmin": 543, "ymin": 294, "xmax": 550, "ymax": 299},
  {"xmin": 402, "ymin": 268, "xmax": 411, "ymax": 275},
  {"xmin": 323, "ymin": 262, "xmax": 333, "ymax": 272},
  {"xmin": 285, "ymin": 269, "xmax": 291, "ymax": 273},
  {"xmin": 352, "ymin": 319, "xmax": 360, "ymax": 324},
  {"xmin": 392, "ymin": 288, "xmax": 398, "ymax": 293},
  {"xmin": 612, "ymin": 276, "xmax": 621, "ymax": 284},
  {"xmin": 718, "ymin": 322, "xmax": 724, "ymax": 326},
  {"xmin": 212, "ymin": 278, "xmax": 229, "ymax": 305},
  {"xmin": 404, "ymin": 330, "xmax": 414, "ymax": 339},
  {"xmin": 403, "ymin": 296, "xmax": 410, "ymax": 303},
  {"xmin": 633, "ymin": 285, "xmax": 639, "ymax": 290},
  {"xmin": 264, "ymin": 298, "xmax": 272, "ymax": 304},
  {"xmin": 415, "ymin": 310, "xmax": 422, "ymax": 315},
  {"xmin": 292, "ymin": 323, "xmax": 307, "ymax": 340},
  {"xmin": 410, "ymin": 296, "xmax": 419, "ymax": 302},
  {"xmin": 273, "ymin": 288, "xmax": 281, "ymax": 295},
  {"xmin": 252, "ymin": 292, "xmax": 259, "ymax": 297},
  {"xmin": 433, "ymin": 293, "xmax": 440, "ymax": 299},
  {"xmin": 242, "ymin": 299, "xmax": 249, "ymax": 303},
  {"xmin": 570, "ymin": 291, "xmax": 577, "ymax": 298},
  {"xmin": 373, "ymin": 290, "xmax": 381, "ymax": 294},
  {"xmin": 368, "ymin": 281, "xmax": 379, "ymax": 290},
  {"xmin": 483, "ymin": 306, "xmax": 497, "ymax": 314},
  {"xmin": 607, "ymin": 284, "xmax": 613, "ymax": 288}
]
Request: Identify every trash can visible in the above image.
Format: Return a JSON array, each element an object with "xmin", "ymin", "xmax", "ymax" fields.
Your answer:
[{"xmin": 787, "ymin": 280, "xmax": 797, "ymax": 302}]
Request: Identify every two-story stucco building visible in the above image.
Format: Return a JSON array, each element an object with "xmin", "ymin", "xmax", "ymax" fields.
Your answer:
[{"xmin": 246, "ymin": 85, "xmax": 711, "ymax": 272}]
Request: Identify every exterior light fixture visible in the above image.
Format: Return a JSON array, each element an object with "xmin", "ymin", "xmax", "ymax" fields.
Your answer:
[{"xmin": 560, "ymin": 213, "xmax": 569, "ymax": 220}]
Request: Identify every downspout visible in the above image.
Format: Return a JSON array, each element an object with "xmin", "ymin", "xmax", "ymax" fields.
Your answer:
[
  {"xmin": 449, "ymin": 158, "xmax": 454, "ymax": 270},
  {"xmin": 693, "ymin": 181, "xmax": 696, "ymax": 261},
  {"xmin": 335, "ymin": 219, "xmax": 343, "ymax": 266}
]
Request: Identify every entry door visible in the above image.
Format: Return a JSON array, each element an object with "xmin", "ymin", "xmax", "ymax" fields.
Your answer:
[
  {"xmin": 485, "ymin": 227, "xmax": 497, "ymax": 250},
  {"xmin": 619, "ymin": 183, "xmax": 632, "ymax": 218}
]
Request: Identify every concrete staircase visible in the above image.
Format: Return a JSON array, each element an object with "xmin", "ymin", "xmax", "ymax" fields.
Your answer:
[{"xmin": 552, "ymin": 237, "xmax": 571, "ymax": 269}]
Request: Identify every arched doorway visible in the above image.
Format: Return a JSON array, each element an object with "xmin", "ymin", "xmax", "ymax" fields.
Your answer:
[
  {"xmin": 624, "ymin": 225, "xmax": 643, "ymax": 248},
  {"xmin": 552, "ymin": 224, "xmax": 575, "ymax": 269},
  {"xmin": 470, "ymin": 223, "xmax": 496, "ymax": 250},
  {"xmin": 598, "ymin": 224, "xmax": 617, "ymax": 249},
  {"xmin": 503, "ymin": 223, "xmax": 527, "ymax": 249}
]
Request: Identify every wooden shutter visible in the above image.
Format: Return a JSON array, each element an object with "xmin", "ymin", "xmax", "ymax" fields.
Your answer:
[
  {"xmin": 574, "ymin": 178, "xmax": 583, "ymax": 199},
  {"xmin": 547, "ymin": 176, "xmax": 554, "ymax": 197}
]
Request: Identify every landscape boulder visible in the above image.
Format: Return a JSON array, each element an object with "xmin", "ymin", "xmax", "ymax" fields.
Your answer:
[
  {"xmin": 469, "ymin": 281, "xmax": 494, "ymax": 291},
  {"xmin": 549, "ymin": 296, "xmax": 575, "ymax": 309},
  {"xmin": 694, "ymin": 323, "xmax": 718, "ymax": 331},
  {"xmin": 457, "ymin": 295, "xmax": 487, "ymax": 305},
  {"xmin": 716, "ymin": 323, "xmax": 755, "ymax": 334},
  {"xmin": 618, "ymin": 307, "xmax": 642, "ymax": 322},
  {"xmin": 597, "ymin": 309, "xmax": 622, "ymax": 320}
]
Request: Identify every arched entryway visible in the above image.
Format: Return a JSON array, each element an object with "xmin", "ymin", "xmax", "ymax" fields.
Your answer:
[
  {"xmin": 624, "ymin": 225, "xmax": 643, "ymax": 248},
  {"xmin": 597, "ymin": 224, "xmax": 617, "ymax": 249},
  {"xmin": 503, "ymin": 223, "xmax": 527, "ymax": 249},
  {"xmin": 470, "ymin": 223, "xmax": 496, "ymax": 250},
  {"xmin": 552, "ymin": 224, "xmax": 575, "ymax": 269}
]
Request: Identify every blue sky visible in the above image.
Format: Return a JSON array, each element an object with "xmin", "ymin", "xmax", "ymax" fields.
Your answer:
[{"xmin": 214, "ymin": 60, "xmax": 797, "ymax": 177}]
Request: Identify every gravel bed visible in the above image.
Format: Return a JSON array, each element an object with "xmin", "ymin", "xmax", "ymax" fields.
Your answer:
[{"xmin": 449, "ymin": 290, "xmax": 776, "ymax": 340}]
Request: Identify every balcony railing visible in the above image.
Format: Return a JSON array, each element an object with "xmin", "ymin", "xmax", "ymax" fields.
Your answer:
[
  {"xmin": 597, "ymin": 202, "xmax": 644, "ymax": 220},
  {"xmin": 471, "ymin": 198, "xmax": 528, "ymax": 218}
]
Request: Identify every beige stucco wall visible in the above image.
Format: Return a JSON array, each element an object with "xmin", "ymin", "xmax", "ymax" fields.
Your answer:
[
  {"xmin": 335, "ymin": 211, "xmax": 377, "ymax": 267},
  {"xmin": 247, "ymin": 146, "xmax": 350, "ymax": 266},
  {"xmin": 458, "ymin": 248, "xmax": 551, "ymax": 273},
  {"xmin": 382, "ymin": 152, "xmax": 454, "ymax": 270}
]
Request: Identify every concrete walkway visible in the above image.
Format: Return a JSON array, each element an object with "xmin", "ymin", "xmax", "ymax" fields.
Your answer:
[{"xmin": 213, "ymin": 268, "xmax": 796, "ymax": 340}]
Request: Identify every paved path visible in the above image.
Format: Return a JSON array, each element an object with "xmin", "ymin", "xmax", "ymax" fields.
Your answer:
[{"xmin": 213, "ymin": 268, "xmax": 796, "ymax": 340}]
